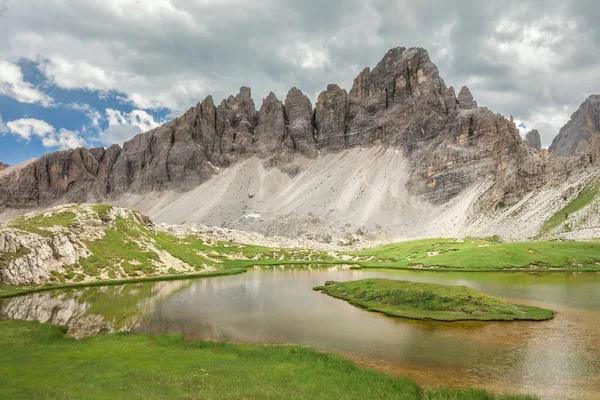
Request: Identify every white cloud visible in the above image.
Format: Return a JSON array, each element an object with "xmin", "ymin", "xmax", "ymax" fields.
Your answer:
[
  {"xmin": 0, "ymin": 0, "xmax": 599, "ymax": 149},
  {"xmin": 41, "ymin": 128, "xmax": 86, "ymax": 150},
  {"xmin": 4, "ymin": 117, "xmax": 85, "ymax": 150},
  {"xmin": 40, "ymin": 57, "xmax": 115, "ymax": 92},
  {"xmin": 515, "ymin": 105, "xmax": 572, "ymax": 147},
  {"xmin": 6, "ymin": 118, "xmax": 54, "ymax": 140},
  {"xmin": 100, "ymin": 109, "xmax": 165, "ymax": 144},
  {"xmin": 280, "ymin": 42, "xmax": 330, "ymax": 70},
  {"xmin": 66, "ymin": 103, "xmax": 103, "ymax": 128},
  {"xmin": 0, "ymin": 60, "xmax": 53, "ymax": 106}
]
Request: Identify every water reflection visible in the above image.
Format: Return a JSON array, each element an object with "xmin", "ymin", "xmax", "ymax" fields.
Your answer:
[
  {"xmin": 1, "ymin": 267, "xmax": 599, "ymax": 399},
  {"xmin": 1, "ymin": 280, "xmax": 190, "ymax": 338}
]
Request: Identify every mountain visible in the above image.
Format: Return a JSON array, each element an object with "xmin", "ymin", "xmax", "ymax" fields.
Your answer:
[
  {"xmin": 549, "ymin": 95, "xmax": 600, "ymax": 156},
  {"xmin": 0, "ymin": 47, "xmax": 599, "ymax": 242},
  {"xmin": 525, "ymin": 130, "xmax": 542, "ymax": 151},
  {"xmin": 0, "ymin": 163, "xmax": 8, "ymax": 172}
]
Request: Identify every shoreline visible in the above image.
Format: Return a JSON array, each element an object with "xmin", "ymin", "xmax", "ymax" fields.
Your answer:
[{"xmin": 2, "ymin": 260, "xmax": 599, "ymax": 299}]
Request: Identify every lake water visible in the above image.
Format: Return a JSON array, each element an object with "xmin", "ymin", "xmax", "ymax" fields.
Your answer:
[{"xmin": 2, "ymin": 266, "xmax": 599, "ymax": 400}]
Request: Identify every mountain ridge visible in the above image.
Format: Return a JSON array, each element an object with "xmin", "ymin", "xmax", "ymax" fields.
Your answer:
[{"xmin": 1, "ymin": 46, "xmax": 599, "ymax": 242}]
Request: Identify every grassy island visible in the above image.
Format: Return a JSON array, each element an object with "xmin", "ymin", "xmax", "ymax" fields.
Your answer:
[{"xmin": 314, "ymin": 279, "xmax": 554, "ymax": 322}]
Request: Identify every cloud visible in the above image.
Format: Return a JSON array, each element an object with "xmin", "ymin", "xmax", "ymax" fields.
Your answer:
[
  {"xmin": 4, "ymin": 117, "xmax": 85, "ymax": 150},
  {"xmin": 41, "ymin": 128, "xmax": 86, "ymax": 150},
  {"xmin": 0, "ymin": 114, "xmax": 8, "ymax": 133},
  {"xmin": 1, "ymin": 0, "xmax": 600, "ymax": 147},
  {"xmin": 99, "ymin": 109, "xmax": 165, "ymax": 145},
  {"xmin": 6, "ymin": 118, "xmax": 54, "ymax": 140},
  {"xmin": 0, "ymin": 60, "xmax": 53, "ymax": 106},
  {"xmin": 66, "ymin": 103, "xmax": 103, "ymax": 128}
]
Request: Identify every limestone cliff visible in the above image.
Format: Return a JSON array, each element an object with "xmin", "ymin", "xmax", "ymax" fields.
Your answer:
[
  {"xmin": 0, "ymin": 47, "xmax": 598, "ymax": 241},
  {"xmin": 549, "ymin": 95, "xmax": 600, "ymax": 156},
  {"xmin": 0, "ymin": 47, "xmax": 533, "ymax": 209}
]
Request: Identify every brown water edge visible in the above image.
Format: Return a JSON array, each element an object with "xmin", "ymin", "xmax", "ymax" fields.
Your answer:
[{"xmin": 345, "ymin": 301, "xmax": 600, "ymax": 400}]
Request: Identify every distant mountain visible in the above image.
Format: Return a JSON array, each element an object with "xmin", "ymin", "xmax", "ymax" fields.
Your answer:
[
  {"xmin": 549, "ymin": 95, "xmax": 600, "ymax": 156},
  {"xmin": 525, "ymin": 130, "xmax": 542, "ymax": 151},
  {"xmin": 0, "ymin": 47, "xmax": 599, "ymax": 241}
]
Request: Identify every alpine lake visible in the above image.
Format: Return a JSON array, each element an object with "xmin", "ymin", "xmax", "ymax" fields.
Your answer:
[{"xmin": 2, "ymin": 266, "xmax": 599, "ymax": 400}]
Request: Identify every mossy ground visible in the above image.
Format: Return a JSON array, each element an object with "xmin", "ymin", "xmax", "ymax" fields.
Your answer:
[
  {"xmin": 8, "ymin": 210, "xmax": 77, "ymax": 237},
  {"xmin": 0, "ymin": 320, "xmax": 536, "ymax": 400},
  {"xmin": 314, "ymin": 279, "xmax": 554, "ymax": 321},
  {"xmin": 348, "ymin": 238, "xmax": 600, "ymax": 271}
]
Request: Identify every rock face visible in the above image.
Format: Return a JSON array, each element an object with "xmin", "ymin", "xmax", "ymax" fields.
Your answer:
[
  {"xmin": 285, "ymin": 87, "xmax": 317, "ymax": 156},
  {"xmin": 0, "ymin": 46, "xmax": 598, "ymax": 241},
  {"xmin": 549, "ymin": 95, "xmax": 600, "ymax": 156},
  {"xmin": 0, "ymin": 226, "xmax": 86, "ymax": 285},
  {"xmin": 457, "ymin": 86, "xmax": 478, "ymax": 110},
  {"xmin": 525, "ymin": 130, "xmax": 542, "ymax": 151},
  {"xmin": 0, "ymin": 204, "xmax": 205, "ymax": 285},
  {"xmin": 0, "ymin": 162, "xmax": 8, "ymax": 172}
]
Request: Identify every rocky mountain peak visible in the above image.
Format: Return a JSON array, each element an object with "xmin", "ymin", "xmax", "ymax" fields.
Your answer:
[
  {"xmin": 254, "ymin": 91, "xmax": 290, "ymax": 159},
  {"xmin": 549, "ymin": 94, "xmax": 600, "ymax": 156},
  {"xmin": 457, "ymin": 86, "xmax": 478, "ymax": 110},
  {"xmin": 285, "ymin": 87, "xmax": 317, "ymax": 156},
  {"xmin": 0, "ymin": 45, "xmax": 583, "ymax": 236},
  {"xmin": 525, "ymin": 129, "xmax": 542, "ymax": 151}
]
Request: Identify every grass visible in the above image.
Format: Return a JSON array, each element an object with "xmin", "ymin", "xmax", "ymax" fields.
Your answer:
[
  {"xmin": 8, "ymin": 211, "xmax": 77, "ymax": 237},
  {"xmin": 0, "ymin": 320, "xmax": 536, "ymax": 400},
  {"xmin": 348, "ymin": 238, "xmax": 600, "ymax": 271},
  {"xmin": 538, "ymin": 181, "xmax": 600, "ymax": 237},
  {"xmin": 3, "ymin": 203, "xmax": 600, "ymax": 295},
  {"xmin": 75, "ymin": 216, "xmax": 160, "ymax": 278},
  {"xmin": 314, "ymin": 279, "xmax": 554, "ymax": 321},
  {"xmin": 92, "ymin": 204, "xmax": 113, "ymax": 221}
]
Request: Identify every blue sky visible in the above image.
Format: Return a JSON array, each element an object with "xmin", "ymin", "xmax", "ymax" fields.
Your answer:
[
  {"xmin": 0, "ymin": 59, "xmax": 170, "ymax": 165},
  {"xmin": 2, "ymin": 1, "xmax": 600, "ymax": 166}
]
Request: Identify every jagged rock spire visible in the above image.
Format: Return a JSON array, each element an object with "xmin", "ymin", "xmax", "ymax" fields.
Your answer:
[
  {"xmin": 457, "ymin": 86, "xmax": 478, "ymax": 110},
  {"xmin": 525, "ymin": 129, "xmax": 542, "ymax": 151}
]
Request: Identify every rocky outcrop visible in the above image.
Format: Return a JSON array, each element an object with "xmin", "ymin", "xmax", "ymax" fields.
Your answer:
[
  {"xmin": 0, "ymin": 162, "xmax": 8, "ymax": 172},
  {"xmin": 254, "ymin": 92, "xmax": 293, "ymax": 164},
  {"xmin": 0, "ymin": 204, "xmax": 204, "ymax": 285},
  {"xmin": 549, "ymin": 95, "xmax": 600, "ymax": 156},
  {"xmin": 0, "ymin": 228, "xmax": 85, "ymax": 285},
  {"xmin": 284, "ymin": 87, "xmax": 317, "ymax": 156},
  {"xmin": 315, "ymin": 84, "xmax": 348, "ymax": 150},
  {"xmin": 457, "ymin": 86, "xmax": 478, "ymax": 110},
  {"xmin": 525, "ymin": 130, "xmax": 542, "ymax": 151}
]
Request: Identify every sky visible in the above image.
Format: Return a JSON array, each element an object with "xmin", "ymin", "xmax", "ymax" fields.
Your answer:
[{"xmin": 1, "ymin": 0, "xmax": 599, "ymax": 166}]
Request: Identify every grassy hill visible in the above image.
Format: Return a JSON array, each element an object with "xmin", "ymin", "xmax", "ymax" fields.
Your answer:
[{"xmin": 1, "ymin": 204, "xmax": 600, "ymax": 293}]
